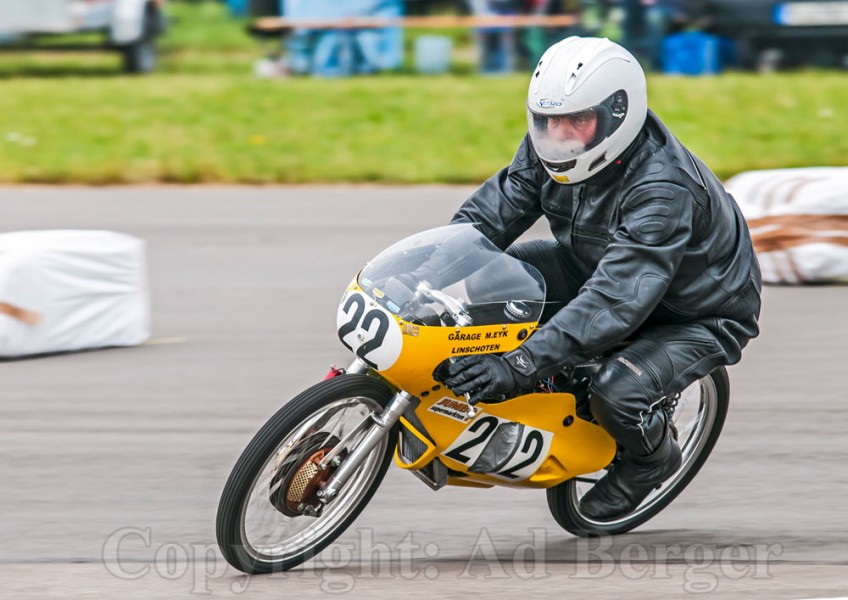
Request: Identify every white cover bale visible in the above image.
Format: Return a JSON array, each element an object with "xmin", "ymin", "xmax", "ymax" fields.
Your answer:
[
  {"xmin": 725, "ymin": 167, "xmax": 848, "ymax": 284},
  {"xmin": 0, "ymin": 230, "xmax": 150, "ymax": 358}
]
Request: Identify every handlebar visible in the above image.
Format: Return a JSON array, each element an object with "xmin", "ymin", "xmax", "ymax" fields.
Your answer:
[{"xmin": 415, "ymin": 282, "xmax": 473, "ymax": 327}]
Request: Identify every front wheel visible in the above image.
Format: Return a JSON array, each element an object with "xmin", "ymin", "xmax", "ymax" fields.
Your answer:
[
  {"xmin": 547, "ymin": 366, "xmax": 730, "ymax": 536},
  {"xmin": 216, "ymin": 374, "xmax": 397, "ymax": 574}
]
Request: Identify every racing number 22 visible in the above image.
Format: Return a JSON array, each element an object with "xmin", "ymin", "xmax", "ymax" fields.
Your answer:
[
  {"xmin": 444, "ymin": 416, "xmax": 549, "ymax": 480},
  {"xmin": 338, "ymin": 293, "xmax": 389, "ymax": 369}
]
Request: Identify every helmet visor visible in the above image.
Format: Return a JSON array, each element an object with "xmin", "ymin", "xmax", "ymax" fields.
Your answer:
[{"xmin": 527, "ymin": 90, "xmax": 629, "ymax": 172}]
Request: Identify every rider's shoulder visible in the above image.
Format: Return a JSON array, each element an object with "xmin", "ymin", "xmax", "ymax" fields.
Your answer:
[{"xmin": 620, "ymin": 113, "xmax": 712, "ymax": 198}]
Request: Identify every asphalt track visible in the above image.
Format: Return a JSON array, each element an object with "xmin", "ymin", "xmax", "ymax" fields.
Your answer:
[{"xmin": 2, "ymin": 186, "xmax": 848, "ymax": 599}]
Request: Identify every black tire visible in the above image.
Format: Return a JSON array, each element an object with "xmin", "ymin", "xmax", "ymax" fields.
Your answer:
[
  {"xmin": 122, "ymin": 38, "xmax": 156, "ymax": 74},
  {"xmin": 547, "ymin": 366, "xmax": 730, "ymax": 537},
  {"xmin": 216, "ymin": 374, "xmax": 397, "ymax": 574}
]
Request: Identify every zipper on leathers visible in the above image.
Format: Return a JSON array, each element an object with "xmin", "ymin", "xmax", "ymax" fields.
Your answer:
[{"xmin": 571, "ymin": 185, "xmax": 585, "ymax": 243}]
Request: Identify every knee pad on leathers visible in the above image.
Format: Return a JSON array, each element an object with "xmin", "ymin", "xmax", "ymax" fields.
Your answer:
[{"xmin": 589, "ymin": 355, "xmax": 669, "ymax": 456}]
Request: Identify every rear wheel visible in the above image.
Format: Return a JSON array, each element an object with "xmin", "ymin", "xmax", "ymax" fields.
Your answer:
[
  {"xmin": 547, "ymin": 366, "xmax": 729, "ymax": 536},
  {"xmin": 216, "ymin": 374, "xmax": 397, "ymax": 574}
]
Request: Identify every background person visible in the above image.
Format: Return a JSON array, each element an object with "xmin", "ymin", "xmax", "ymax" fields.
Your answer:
[{"xmin": 466, "ymin": 0, "xmax": 521, "ymax": 73}]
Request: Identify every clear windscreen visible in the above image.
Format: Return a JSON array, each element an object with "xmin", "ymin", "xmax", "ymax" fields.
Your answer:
[{"xmin": 358, "ymin": 224, "xmax": 546, "ymax": 327}]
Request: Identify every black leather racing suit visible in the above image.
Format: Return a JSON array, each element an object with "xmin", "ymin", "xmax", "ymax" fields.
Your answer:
[{"xmin": 452, "ymin": 110, "xmax": 761, "ymax": 456}]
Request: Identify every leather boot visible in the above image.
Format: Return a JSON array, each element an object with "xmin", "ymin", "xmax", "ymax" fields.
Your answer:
[{"xmin": 579, "ymin": 426, "xmax": 682, "ymax": 521}]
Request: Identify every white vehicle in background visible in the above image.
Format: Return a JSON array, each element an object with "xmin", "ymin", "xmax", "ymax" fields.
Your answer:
[{"xmin": 0, "ymin": 0, "xmax": 167, "ymax": 73}]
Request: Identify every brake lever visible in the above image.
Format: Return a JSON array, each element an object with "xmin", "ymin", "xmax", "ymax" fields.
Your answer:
[{"xmin": 464, "ymin": 393, "xmax": 478, "ymax": 418}]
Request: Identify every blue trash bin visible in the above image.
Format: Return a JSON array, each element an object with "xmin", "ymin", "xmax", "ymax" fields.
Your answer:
[
  {"xmin": 662, "ymin": 32, "xmax": 724, "ymax": 75},
  {"xmin": 226, "ymin": 0, "xmax": 249, "ymax": 17}
]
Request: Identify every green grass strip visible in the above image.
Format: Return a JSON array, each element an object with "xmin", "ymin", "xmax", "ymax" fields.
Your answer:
[{"xmin": 0, "ymin": 2, "xmax": 846, "ymax": 184}]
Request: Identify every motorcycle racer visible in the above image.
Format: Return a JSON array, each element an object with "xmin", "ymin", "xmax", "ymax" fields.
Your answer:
[{"xmin": 440, "ymin": 36, "xmax": 761, "ymax": 521}]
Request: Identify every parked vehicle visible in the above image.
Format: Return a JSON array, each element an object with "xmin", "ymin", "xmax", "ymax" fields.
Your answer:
[
  {"xmin": 706, "ymin": 0, "xmax": 848, "ymax": 69},
  {"xmin": 0, "ymin": 0, "xmax": 167, "ymax": 73}
]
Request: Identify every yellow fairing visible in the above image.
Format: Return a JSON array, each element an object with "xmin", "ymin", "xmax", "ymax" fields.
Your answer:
[
  {"xmin": 344, "ymin": 282, "xmax": 617, "ymax": 489},
  {"xmin": 408, "ymin": 392, "xmax": 616, "ymax": 489},
  {"xmin": 383, "ymin": 321, "xmax": 534, "ymax": 399},
  {"xmin": 345, "ymin": 280, "xmax": 535, "ymax": 395}
]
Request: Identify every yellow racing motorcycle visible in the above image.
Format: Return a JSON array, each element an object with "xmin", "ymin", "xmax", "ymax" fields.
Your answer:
[{"xmin": 216, "ymin": 224, "xmax": 729, "ymax": 574}]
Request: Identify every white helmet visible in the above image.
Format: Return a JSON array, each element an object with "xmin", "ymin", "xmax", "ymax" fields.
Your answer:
[{"xmin": 527, "ymin": 37, "xmax": 647, "ymax": 184}]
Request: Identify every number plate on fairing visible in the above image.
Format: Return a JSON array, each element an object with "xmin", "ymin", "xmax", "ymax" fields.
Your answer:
[
  {"xmin": 443, "ymin": 415, "xmax": 554, "ymax": 482},
  {"xmin": 337, "ymin": 290, "xmax": 403, "ymax": 371}
]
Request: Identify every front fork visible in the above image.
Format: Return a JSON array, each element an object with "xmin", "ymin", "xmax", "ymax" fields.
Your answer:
[{"xmin": 316, "ymin": 360, "xmax": 413, "ymax": 504}]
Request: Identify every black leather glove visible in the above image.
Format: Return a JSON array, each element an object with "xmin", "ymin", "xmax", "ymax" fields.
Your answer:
[{"xmin": 436, "ymin": 350, "xmax": 537, "ymax": 404}]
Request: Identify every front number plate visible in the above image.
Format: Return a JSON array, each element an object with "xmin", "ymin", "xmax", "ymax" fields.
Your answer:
[{"xmin": 336, "ymin": 290, "xmax": 402, "ymax": 371}]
